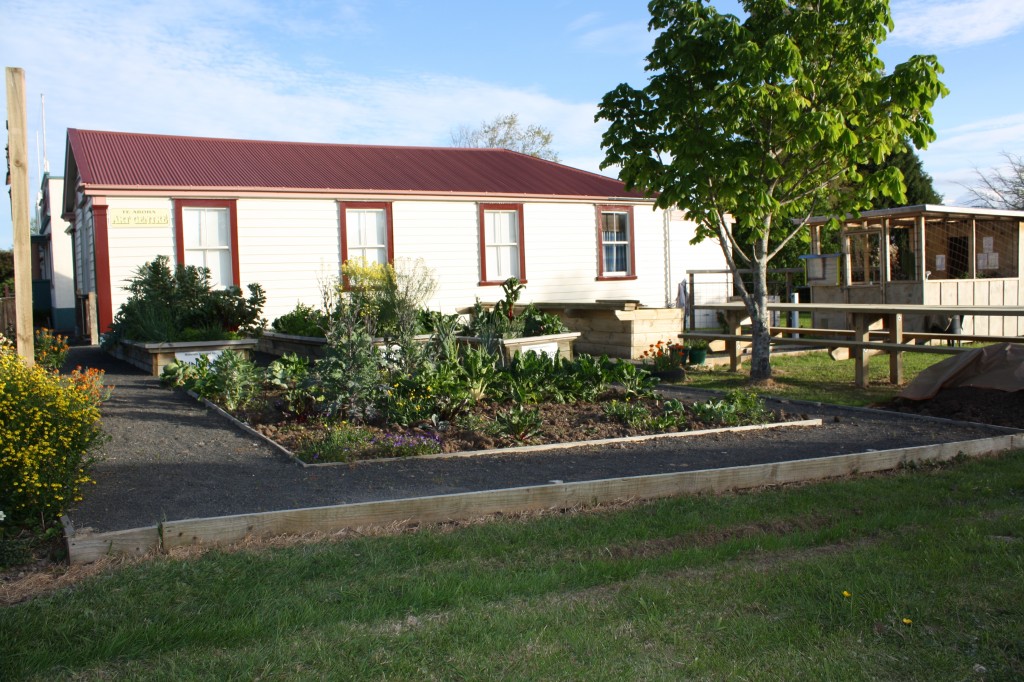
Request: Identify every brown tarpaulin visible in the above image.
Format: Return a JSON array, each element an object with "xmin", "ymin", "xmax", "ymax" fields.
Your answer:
[{"xmin": 898, "ymin": 343, "xmax": 1024, "ymax": 401}]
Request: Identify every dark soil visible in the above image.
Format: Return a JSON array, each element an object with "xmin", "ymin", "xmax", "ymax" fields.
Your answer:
[
  {"xmin": 58, "ymin": 346, "xmax": 1019, "ymax": 536},
  {"xmin": 886, "ymin": 387, "xmax": 1024, "ymax": 429},
  {"xmin": 247, "ymin": 392, "xmax": 796, "ymax": 457}
]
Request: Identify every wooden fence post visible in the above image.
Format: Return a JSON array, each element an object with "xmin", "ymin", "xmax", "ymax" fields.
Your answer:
[{"xmin": 6, "ymin": 66, "xmax": 34, "ymax": 364}]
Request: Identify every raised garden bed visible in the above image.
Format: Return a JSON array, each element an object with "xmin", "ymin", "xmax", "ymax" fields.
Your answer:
[
  {"xmin": 501, "ymin": 332, "xmax": 581, "ymax": 362},
  {"xmin": 210, "ymin": 380, "xmax": 793, "ymax": 464},
  {"xmin": 110, "ymin": 338, "xmax": 259, "ymax": 376},
  {"xmin": 257, "ymin": 331, "xmax": 328, "ymax": 359},
  {"xmin": 259, "ymin": 331, "xmax": 445, "ymax": 360}
]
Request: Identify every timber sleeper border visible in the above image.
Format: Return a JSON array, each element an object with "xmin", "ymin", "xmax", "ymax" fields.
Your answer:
[{"xmin": 63, "ymin": 432, "xmax": 1024, "ymax": 564}]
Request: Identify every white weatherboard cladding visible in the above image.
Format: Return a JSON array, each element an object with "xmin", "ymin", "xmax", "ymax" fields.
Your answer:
[
  {"xmin": 389, "ymin": 200, "xmax": 668, "ymax": 313},
  {"xmin": 668, "ymin": 215, "xmax": 729, "ymax": 287},
  {"xmin": 520, "ymin": 203, "xmax": 664, "ymax": 306},
  {"xmin": 47, "ymin": 178, "xmax": 76, "ymax": 308},
  {"xmin": 391, "ymin": 201, "xmax": 479, "ymax": 313},
  {"xmin": 105, "ymin": 197, "xmax": 175, "ymax": 315},
  {"xmin": 236, "ymin": 199, "xmax": 340, "ymax": 323}
]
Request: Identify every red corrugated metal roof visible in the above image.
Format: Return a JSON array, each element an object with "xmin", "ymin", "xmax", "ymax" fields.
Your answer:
[{"xmin": 66, "ymin": 128, "xmax": 649, "ymax": 200}]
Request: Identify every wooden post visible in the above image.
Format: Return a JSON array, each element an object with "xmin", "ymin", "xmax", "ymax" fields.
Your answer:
[
  {"xmin": 87, "ymin": 292, "xmax": 99, "ymax": 345},
  {"xmin": 6, "ymin": 67, "xmax": 34, "ymax": 365},
  {"xmin": 917, "ymin": 215, "xmax": 927, "ymax": 281},
  {"xmin": 887, "ymin": 312, "xmax": 903, "ymax": 385},
  {"xmin": 853, "ymin": 312, "xmax": 871, "ymax": 389},
  {"xmin": 726, "ymin": 309, "xmax": 743, "ymax": 371}
]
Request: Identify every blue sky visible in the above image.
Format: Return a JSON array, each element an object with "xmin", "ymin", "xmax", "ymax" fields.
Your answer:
[{"xmin": 3, "ymin": 0, "xmax": 1024, "ymax": 248}]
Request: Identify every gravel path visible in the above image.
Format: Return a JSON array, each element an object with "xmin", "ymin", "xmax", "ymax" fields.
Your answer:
[{"xmin": 65, "ymin": 346, "xmax": 1016, "ymax": 534}]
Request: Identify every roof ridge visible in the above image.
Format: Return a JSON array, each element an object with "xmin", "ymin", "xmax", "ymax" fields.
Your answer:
[
  {"xmin": 65, "ymin": 128, "xmax": 652, "ymax": 200},
  {"xmin": 67, "ymin": 128, "xmax": 574, "ymax": 156}
]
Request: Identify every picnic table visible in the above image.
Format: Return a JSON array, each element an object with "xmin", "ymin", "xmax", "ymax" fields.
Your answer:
[{"xmin": 688, "ymin": 302, "xmax": 1024, "ymax": 388}]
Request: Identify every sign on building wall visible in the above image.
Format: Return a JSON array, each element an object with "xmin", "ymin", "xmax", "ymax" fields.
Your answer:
[{"xmin": 109, "ymin": 208, "xmax": 171, "ymax": 227}]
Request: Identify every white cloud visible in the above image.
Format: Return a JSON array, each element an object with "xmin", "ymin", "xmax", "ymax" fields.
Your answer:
[
  {"xmin": 569, "ymin": 19, "xmax": 653, "ymax": 56},
  {"xmin": 17, "ymin": 0, "xmax": 603, "ymax": 149},
  {"xmin": 0, "ymin": 0, "xmax": 617, "ymax": 246},
  {"xmin": 567, "ymin": 12, "xmax": 604, "ymax": 32},
  {"xmin": 890, "ymin": 0, "xmax": 1024, "ymax": 48},
  {"xmin": 919, "ymin": 113, "xmax": 1024, "ymax": 203}
]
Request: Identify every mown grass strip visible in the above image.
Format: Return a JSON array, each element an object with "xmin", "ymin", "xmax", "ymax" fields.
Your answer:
[
  {"xmin": 686, "ymin": 348, "xmax": 960, "ymax": 405},
  {"xmin": 2, "ymin": 452, "xmax": 1023, "ymax": 680}
]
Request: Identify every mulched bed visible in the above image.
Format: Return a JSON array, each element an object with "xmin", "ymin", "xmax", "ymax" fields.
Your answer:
[
  {"xmin": 885, "ymin": 386, "xmax": 1024, "ymax": 429},
  {"xmin": 58, "ymin": 346, "xmax": 1019, "ymax": 536},
  {"xmin": 246, "ymin": 394, "xmax": 797, "ymax": 458}
]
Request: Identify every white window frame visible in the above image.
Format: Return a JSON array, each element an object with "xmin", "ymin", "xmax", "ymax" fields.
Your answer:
[
  {"xmin": 174, "ymin": 199, "xmax": 237, "ymax": 290},
  {"xmin": 596, "ymin": 206, "xmax": 635, "ymax": 279},
  {"xmin": 340, "ymin": 202, "xmax": 393, "ymax": 268},
  {"xmin": 479, "ymin": 204, "xmax": 525, "ymax": 284}
]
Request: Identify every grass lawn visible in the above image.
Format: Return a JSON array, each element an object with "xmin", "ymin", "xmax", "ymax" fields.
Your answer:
[
  {"xmin": 684, "ymin": 347, "xmax": 958, "ymax": 406},
  {"xmin": 3, "ymin": 453, "xmax": 1023, "ymax": 680}
]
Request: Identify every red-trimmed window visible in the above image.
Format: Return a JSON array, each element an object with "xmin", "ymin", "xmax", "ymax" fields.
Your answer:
[
  {"xmin": 479, "ymin": 203, "xmax": 526, "ymax": 284},
  {"xmin": 596, "ymin": 205, "xmax": 636, "ymax": 280},
  {"xmin": 340, "ymin": 202, "xmax": 394, "ymax": 266},
  {"xmin": 174, "ymin": 199, "xmax": 239, "ymax": 288}
]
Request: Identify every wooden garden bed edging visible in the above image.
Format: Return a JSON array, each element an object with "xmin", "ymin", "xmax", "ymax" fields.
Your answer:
[
  {"xmin": 257, "ymin": 331, "xmax": 328, "ymax": 359},
  {"xmin": 257, "ymin": 332, "xmax": 435, "ymax": 360},
  {"xmin": 65, "ymin": 432, "xmax": 1024, "ymax": 564},
  {"xmin": 501, "ymin": 331, "xmax": 581, "ymax": 362},
  {"xmin": 109, "ymin": 338, "xmax": 259, "ymax": 376}
]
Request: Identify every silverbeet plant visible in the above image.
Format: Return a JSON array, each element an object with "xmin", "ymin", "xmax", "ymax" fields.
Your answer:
[
  {"xmin": 491, "ymin": 405, "xmax": 544, "ymax": 443},
  {"xmin": 689, "ymin": 389, "xmax": 771, "ymax": 427}
]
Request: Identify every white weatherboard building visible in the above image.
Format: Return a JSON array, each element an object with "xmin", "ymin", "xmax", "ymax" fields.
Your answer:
[
  {"xmin": 29, "ymin": 173, "xmax": 76, "ymax": 333},
  {"xmin": 61, "ymin": 129, "xmax": 728, "ymax": 355}
]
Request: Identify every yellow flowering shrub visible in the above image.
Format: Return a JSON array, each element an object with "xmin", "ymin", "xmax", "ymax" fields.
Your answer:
[{"xmin": 0, "ymin": 346, "xmax": 108, "ymax": 525}]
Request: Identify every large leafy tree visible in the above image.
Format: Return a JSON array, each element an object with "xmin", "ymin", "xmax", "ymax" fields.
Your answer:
[
  {"xmin": 597, "ymin": 0, "xmax": 946, "ymax": 381},
  {"xmin": 862, "ymin": 145, "xmax": 942, "ymax": 208},
  {"xmin": 451, "ymin": 113, "xmax": 560, "ymax": 162}
]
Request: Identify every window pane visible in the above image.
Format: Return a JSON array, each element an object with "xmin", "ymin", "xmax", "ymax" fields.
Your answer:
[
  {"xmin": 485, "ymin": 246, "xmax": 497, "ymax": 279},
  {"xmin": 483, "ymin": 212, "xmax": 516, "ymax": 246},
  {"xmin": 207, "ymin": 208, "xmax": 230, "ymax": 247},
  {"xmin": 370, "ymin": 211, "xmax": 386, "ymax": 247},
  {"xmin": 604, "ymin": 244, "xmax": 627, "ymax": 273},
  {"xmin": 503, "ymin": 213, "xmax": 518, "ymax": 243},
  {"xmin": 352, "ymin": 246, "xmax": 386, "ymax": 265},
  {"xmin": 602, "ymin": 213, "xmax": 626, "ymax": 242},
  {"xmin": 184, "ymin": 249, "xmax": 204, "ymax": 270},
  {"xmin": 489, "ymin": 245, "xmax": 518, "ymax": 279},
  {"xmin": 485, "ymin": 211, "xmax": 518, "ymax": 246},
  {"xmin": 182, "ymin": 209, "xmax": 202, "ymax": 248},
  {"xmin": 205, "ymin": 249, "xmax": 232, "ymax": 288}
]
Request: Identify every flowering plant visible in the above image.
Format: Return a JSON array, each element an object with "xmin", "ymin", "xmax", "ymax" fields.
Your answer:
[
  {"xmin": 641, "ymin": 340, "xmax": 686, "ymax": 372},
  {"xmin": 0, "ymin": 343, "xmax": 109, "ymax": 528},
  {"xmin": 34, "ymin": 327, "xmax": 70, "ymax": 371}
]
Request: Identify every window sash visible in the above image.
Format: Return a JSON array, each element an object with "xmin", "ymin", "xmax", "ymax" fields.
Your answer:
[
  {"xmin": 600, "ymin": 211, "xmax": 631, "ymax": 274},
  {"xmin": 484, "ymin": 210, "xmax": 520, "ymax": 279},
  {"xmin": 182, "ymin": 207, "xmax": 233, "ymax": 288},
  {"xmin": 346, "ymin": 208, "xmax": 388, "ymax": 265}
]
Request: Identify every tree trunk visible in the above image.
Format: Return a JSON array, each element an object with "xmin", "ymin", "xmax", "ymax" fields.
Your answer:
[
  {"xmin": 746, "ymin": 250, "xmax": 772, "ymax": 382},
  {"xmin": 711, "ymin": 212, "xmax": 773, "ymax": 382}
]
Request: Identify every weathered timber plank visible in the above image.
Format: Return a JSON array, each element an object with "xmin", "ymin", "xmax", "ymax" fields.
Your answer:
[
  {"xmin": 160, "ymin": 434, "xmax": 1023, "ymax": 552},
  {"xmin": 67, "ymin": 526, "xmax": 161, "ymax": 564}
]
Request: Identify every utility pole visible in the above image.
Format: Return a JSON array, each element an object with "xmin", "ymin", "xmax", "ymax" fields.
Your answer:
[{"xmin": 6, "ymin": 66, "xmax": 34, "ymax": 365}]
